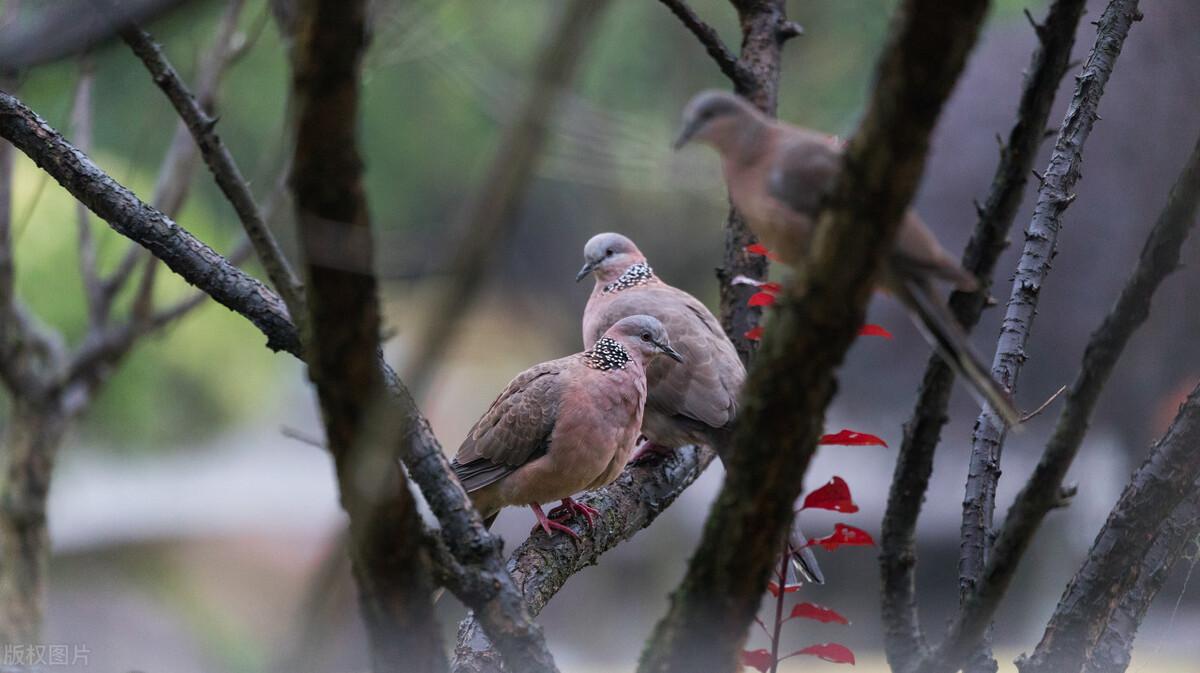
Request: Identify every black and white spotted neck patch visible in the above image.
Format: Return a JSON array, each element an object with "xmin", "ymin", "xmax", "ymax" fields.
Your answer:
[
  {"xmin": 602, "ymin": 263, "xmax": 654, "ymax": 294},
  {"xmin": 585, "ymin": 337, "xmax": 632, "ymax": 370}
]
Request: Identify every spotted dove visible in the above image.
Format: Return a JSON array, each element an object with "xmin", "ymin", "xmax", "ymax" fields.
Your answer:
[
  {"xmin": 674, "ymin": 90, "xmax": 1020, "ymax": 426},
  {"xmin": 577, "ymin": 232, "xmax": 824, "ymax": 583},
  {"xmin": 451, "ymin": 315, "xmax": 682, "ymax": 538}
]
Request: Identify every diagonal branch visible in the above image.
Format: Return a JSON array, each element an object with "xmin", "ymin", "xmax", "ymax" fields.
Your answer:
[
  {"xmin": 925, "ymin": 3, "xmax": 1147, "ymax": 669},
  {"xmin": 120, "ymin": 20, "xmax": 306, "ymax": 328},
  {"xmin": 1017, "ymin": 128, "xmax": 1200, "ymax": 673},
  {"xmin": 0, "ymin": 0, "xmax": 198, "ymax": 70},
  {"xmin": 0, "ymin": 89, "xmax": 557, "ymax": 673},
  {"xmin": 880, "ymin": 2, "xmax": 1088, "ymax": 666},
  {"xmin": 452, "ymin": 446, "xmax": 716, "ymax": 672},
  {"xmin": 653, "ymin": 0, "xmax": 750, "ymax": 91},
  {"xmin": 0, "ymin": 94, "xmax": 298, "ymax": 352},
  {"xmin": 99, "ymin": 0, "xmax": 249, "ymax": 319},
  {"xmin": 1021, "ymin": 382, "xmax": 1200, "ymax": 673},
  {"xmin": 1083, "ymin": 477, "xmax": 1200, "ymax": 673},
  {"xmin": 636, "ymin": 0, "xmax": 992, "ymax": 671}
]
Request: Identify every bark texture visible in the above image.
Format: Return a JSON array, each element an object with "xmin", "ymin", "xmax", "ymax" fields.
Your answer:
[
  {"xmin": 880, "ymin": 1, "xmax": 1088, "ymax": 665},
  {"xmin": 1014, "ymin": 129, "xmax": 1200, "ymax": 673},
  {"xmin": 637, "ymin": 1, "xmax": 991, "ymax": 671},
  {"xmin": 0, "ymin": 399, "xmax": 67, "ymax": 644},
  {"xmin": 935, "ymin": 6, "xmax": 1181, "ymax": 666},
  {"xmin": 1020, "ymin": 384, "xmax": 1200, "ymax": 673},
  {"xmin": 452, "ymin": 446, "xmax": 715, "ymax": 672},
  {"xmin": 286, "ymin": 2, "xmax": 446, "ymax": 670},
  {"xmin": 0, "ymin": 91, "xmax": 300, "ymax": 353},
  {"xmin": 1083, "ymin": 483, "xmax": 1200, "ymax": 673},
  {"xmin": 0, "ymin": 86, "xmax": 558, "ymax": 673}
]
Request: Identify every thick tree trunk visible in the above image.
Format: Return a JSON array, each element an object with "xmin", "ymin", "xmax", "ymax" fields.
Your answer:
[{"xmin": 0, "ymin": 397, "xmax": 67, "ymax": 644}]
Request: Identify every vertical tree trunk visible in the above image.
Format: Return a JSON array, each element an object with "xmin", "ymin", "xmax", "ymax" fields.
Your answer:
[
  {"xmin": 287, "ymin": 1, "xmax": 448, "ymax": 671},
  {"xmin": 0, "ymin": 397, "xmax": 67, "ymax": 644}
]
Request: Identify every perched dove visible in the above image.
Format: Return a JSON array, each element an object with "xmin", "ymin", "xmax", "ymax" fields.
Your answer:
[
  {"xmin": 577, "ymin": 232, "xmax": 824, "ymax": 584},
  {"xmin": 578, "ymin": 233, "xmax": 742, "ymax": 460},
  {"xmin": 673, "ymin": 90, "xmax": 1020, "ymax": 426},
  {"xmin": 451, "ymin": 315, "xmax": 683, "ymax": 538}
]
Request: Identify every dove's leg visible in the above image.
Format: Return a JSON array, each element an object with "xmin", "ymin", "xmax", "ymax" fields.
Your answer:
[
  {"xmin": 630, "ymin": 439, "xmax": 674, "ymax": 464},
  {"xmin": 529, "ymin": 502, "xmax": 579, "ymax": 539},
  {"xmin": 548, "ymin": 497, "xmax": 599, "ymax": 528}
]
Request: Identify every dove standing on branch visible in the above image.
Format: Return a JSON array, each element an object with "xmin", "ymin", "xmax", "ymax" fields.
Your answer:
[
  {"xmin": 577, "ymin": 233, "xmax": 824, "ymax": 584},
  {"xmin": 672, "ymin": 90, "xmax": 1021, "ymax": 426},
  {"xmin": 451, "ymin": 315, "xmax": 683, "ymax": 539}
]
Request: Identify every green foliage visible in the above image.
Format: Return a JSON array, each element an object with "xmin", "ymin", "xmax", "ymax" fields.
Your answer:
[{"xmin": 8, "ymin": 147, "xmax": 281, "ymax": 448}]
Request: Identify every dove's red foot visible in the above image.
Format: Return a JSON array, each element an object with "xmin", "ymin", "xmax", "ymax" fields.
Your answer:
[
  {"xmin": 630, "ymin": 440, "xmax": 674, "ymax": 465},
  {"xmin": 529, "ymin": 503, "xmax": 579, "ymax": 539},
  {"xmin": 549, "ymin": 497, "xmax": 599, "ymax": 528}
]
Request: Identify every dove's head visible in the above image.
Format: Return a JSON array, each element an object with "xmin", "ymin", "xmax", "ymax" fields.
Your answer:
[
  {"xmin": 673, "ymin": 90, "xmax": 763, "ymax": 153},
  {"xmin": 576, "ymin": 232, "xmax": 647, "ymax": 283},
  {"xmin": 605, "ymin": 315, "xmax": 683, "ymax": 364}
]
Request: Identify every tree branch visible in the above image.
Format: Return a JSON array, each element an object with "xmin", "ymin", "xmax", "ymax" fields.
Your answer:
[
  {"xmin": 0, "ymin": 63, "xmax": 558, "ymax": 673},
  {"xmin": 930, "ymin": 6, "xmax": 1174, "ymax": 665},
  {"xmin": 0, "ymin": 0, "xmax": 198, "ymax": 70},
  {"xmin": 452, "ymin": 1, "xmax": 800, "ymax": 666},
  {"xmin": 69, "ymin": 56, "xmax": 105, "ymax": 328},
  {"xmin": 1020, "ymin": 382, "xmax": 1200, "ymax": 673},
  {"xmin": 637, "ymin": 1, "xmax": 991, "ymax": 671},
  {"xmin": 103, "ymin": 0, "xmax": 250, "ymax": 323},
  {"xmin": 452, "ymin": 446, "xmax": 716, "ymax": 672},
  {"xmin": 403, "ymin": 0, "xmax": 610, "ymax": 397},
  {"xmin": 881, "ymin": 3, "xmax": 1088, "ymax": 657},
  {"xmin": 653, "ymin": 0, "xmax": 750, "ymax": 91},
  {"xmin": 120, "ymin": 17, "xmax": 306, "ymax": 329},
  {"xmin": 0, "ymin": 92, "xmax": 300, "ymax": 353},
  {"xmin": 285, "ymin": 1, "xmax": 446, "ymax": 669},
  {"xmin": 1083, "ymin": 479, "xmax": 1200, "ymax": 673}
]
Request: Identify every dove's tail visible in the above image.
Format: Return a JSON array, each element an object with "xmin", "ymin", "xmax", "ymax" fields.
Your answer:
[{"xmin": 897, "ymin": 277, "xmax": 1022, "ymax": 427}]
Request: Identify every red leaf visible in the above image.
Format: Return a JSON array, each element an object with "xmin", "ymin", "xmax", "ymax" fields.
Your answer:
[
  {"xmin": 761, "ymin": 281, "xmax": 783, "ymax": 294},
  {"xmin": 748, "ymin": 292, "xmax": 776, "ymax": 307},
  {"xmin": 790, "ymin": 643, "xmax": 856, "ymax": 665},
  {"xmin": 788, "ymin": 602, "xmax": 850, "ymax": 625},
  {"xmin": 858, "ymin": 324, "xmax": 893, "ymax": 339},
  {"xmin": 808, "ymin": 523, "xmax": 875, "ymax": 552},
  {"xmin": 801, "ymin": 477, "xmax": 859, "ymax": 513},
  {"xmin": 819, "ymin": 428, "xmax": 888, "ymax": 447},
  {"xmin": 744, "ymin": 243, "xmax": 780, "ymax": 260},
  {"xmin": 744, "ymin": 325, "xmax": 764, "ymax": 341},
  {"xmin": 766, "ymin": 581, "xmax": 803, "ymax": 598},
  {"xmin": 741, "ymin": 649, "xmax": 775, "ymax": 673}
]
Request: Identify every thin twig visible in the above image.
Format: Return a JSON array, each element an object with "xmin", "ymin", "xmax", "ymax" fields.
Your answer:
[
  {"xmin": 280, "ymin": 425, "xmax": 326, "ymax": 449},
  {"xmin": 69, "ymin": 56, "xmax": 104, "ymax": 327},
  {"xmin": 101, "ymin": 0, "xmax": 249, "ymax": 318},
  {"xmin": 653, "ymin": 0, "xmax": 750, "ymax": 90},
  {"xmin": 120, "ymin": 20, "xmax": 306, "ymax": 331},
  {"xmin": 1020, "ymin": 384, "xmax": 1067, "ymax": 423}
]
